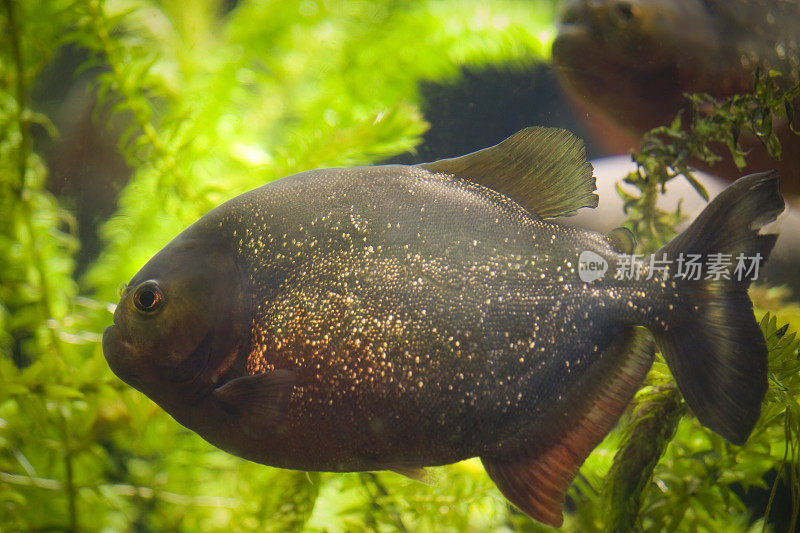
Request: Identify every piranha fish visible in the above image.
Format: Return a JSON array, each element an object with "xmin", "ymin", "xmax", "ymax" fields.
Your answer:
[
  {"xmin": 103, "ymin": 128, "xmax": 783, "ymax": 527},
  {"xmin": 552, "ymin": 0, "xmax": 800, "ymax": 194}
]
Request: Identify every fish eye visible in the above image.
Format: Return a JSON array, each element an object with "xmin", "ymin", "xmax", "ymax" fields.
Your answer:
[
  {"xmin": 611, "ymin": 1, "xmax": 636, "ymax": 26},
  {"xmin": 132, "ymin": 281, "xmax": 165, "ymax": 314}
]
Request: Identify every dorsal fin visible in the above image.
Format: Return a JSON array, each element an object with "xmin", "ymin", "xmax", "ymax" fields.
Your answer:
[
  {"xmin": 419, "ymin": 127, "xmax": 598, "ymax": 219},
  {"xmin": 481, "ymin": 327, "xmax": 655, "ymax": 526}
]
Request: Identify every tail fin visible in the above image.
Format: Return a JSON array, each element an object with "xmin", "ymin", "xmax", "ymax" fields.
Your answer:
[{"xmin": 656, "ymin": 171, "xmax": 784, "ymax": 444}]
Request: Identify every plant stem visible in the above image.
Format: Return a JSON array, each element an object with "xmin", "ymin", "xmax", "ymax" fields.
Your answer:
[
  {"xmin": 362, "ymin": 473, "xmax": 409, "ymax": 532},
  {"xmin": 0, "ymin": 471, "xmax": 240, "ymax": 507},
  {"xmin": 3, "ymin": 4, "xmax": 76, "ymax": 530},
  {"xmin": 3, "ymin": 0, "xmax": 67, "ymax": 363},
  {"xmin": 3, "ymin": 0, "xmax": 29, "ymax": 196},
  {"xmin": 603, "ymin": 384, "xmax": 686, "ymax": 532},
  {"xmin": 57, "ymin": 410, "xmax": 78, "ymax": 532}
]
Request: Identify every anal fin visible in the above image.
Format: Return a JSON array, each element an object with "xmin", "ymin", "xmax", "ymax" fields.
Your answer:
[{"xmin": 481, "ymin": 327, "xmax": 654, "ymax": 527}]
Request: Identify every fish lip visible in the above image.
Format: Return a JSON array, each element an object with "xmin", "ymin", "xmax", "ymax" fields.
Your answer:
[
  {"xmin": 553, "ymin": 3, "xmax": 595, "ymax": 57},
  {"xmin": 102, "ymin": 324, "xmax": 143, "ymax": 388},
  {"xmin": 554, "ymin": 0, "xmax": 599, "ymax": 49},
  {"xmin": 102, "ymin": 324, "xmax": 131, "ymax": 359},
  {"xmin": 554, "ymin": 22, "xmax": 591, "ymax": 45}
]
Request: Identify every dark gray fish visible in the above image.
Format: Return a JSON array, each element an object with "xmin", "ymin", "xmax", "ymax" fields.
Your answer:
[
  {"xmin": 552, "ymin": 0, "xmax": 800, "ymax": 193},
  {"xmin": 103, "ymin": 128, "xmax": 783, "ymax": 526}
]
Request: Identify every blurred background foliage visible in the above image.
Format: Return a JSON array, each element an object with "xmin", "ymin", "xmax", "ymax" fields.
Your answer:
[{"xmin": 0, "ymin": 0, "xmax": 798, "ymax": 531}]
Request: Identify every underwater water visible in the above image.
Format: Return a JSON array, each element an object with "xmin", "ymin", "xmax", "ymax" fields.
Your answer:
[{"xmin": 1, "ymin": 0, "xmax": 800, "ymax": 531}]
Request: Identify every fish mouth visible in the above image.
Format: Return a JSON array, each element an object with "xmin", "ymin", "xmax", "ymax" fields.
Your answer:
[
  {"xmin": 102, "ymin": 324, "xmax": 145, "ymax": 389},
  {"xmin": 552, "ymin": 23, "xmax": 594, "ymax": 75},
  {"xmin": 103, "ymin": 323, "xmax": 218, "ymax": 401},
  {"xmin": 553, "ymin": 22, "xmax": 591, "ymax": 50},
  {"xmin": 554, "ymin": 0, "xmax": 606, "ymax": 48},
  {"xmin": 553, "ymin": 2, "xmax": 596, "ymax": 66},
  {"xmin": 103, "ymin": 325, "xmax": 131, "ymax": 363}
]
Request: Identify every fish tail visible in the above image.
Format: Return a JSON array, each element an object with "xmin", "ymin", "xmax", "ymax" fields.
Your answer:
[{"xmin": 654, "ymin": 171, "xmax": 783, "ymax": 444}]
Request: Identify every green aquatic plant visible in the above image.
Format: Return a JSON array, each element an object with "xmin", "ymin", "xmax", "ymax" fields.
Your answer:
[
  {"xmin": 606, "ymin": 72, "xmax": 800, "ymax": 532},
  {"xmin": 0, "ymin": 0, "xmax": 558, "ymax": 531},
  {"xmin": 597, "ymin": 313, "xmax": 800, "ymax": 533},
  {"xmin": 619, "ymin": 71, "xmax": 800, "ymax": 252},
  {"xmin": 0, "ymin": 0, "xmax": 86, "ymax": 530},
  {"xmin": 76, "ymin": 0, "xmax": 557, "ymax": 303},
  {"xmin": 602, "ymin": 382, "xmax": 685, "ymax": 533}
]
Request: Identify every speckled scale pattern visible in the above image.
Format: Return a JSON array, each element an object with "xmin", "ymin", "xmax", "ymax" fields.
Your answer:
[{"xmin": 203, "ymin": 165, "xmax": 678, "ymax": 470}]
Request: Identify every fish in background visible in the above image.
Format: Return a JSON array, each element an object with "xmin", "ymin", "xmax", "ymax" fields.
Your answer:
[
  {"xmin": 103, "ymin": 128, "xmax": 783, "ymax": 526},
  {"xmin": 552, "ymin": 0, "xmax": 800, "ymax": 195}
]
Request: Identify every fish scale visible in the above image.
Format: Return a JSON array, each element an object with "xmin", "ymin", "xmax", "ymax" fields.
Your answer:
[
  {"xmin": 103, "ymin": 127, "xmax": 783, "ymax": 526},
  {"xmin": 225, "ymin": 166, "xmax": 650, "ymax": 459}
]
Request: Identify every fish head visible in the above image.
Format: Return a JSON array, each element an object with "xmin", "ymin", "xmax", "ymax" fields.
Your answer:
[
  {"xmin": 554, "ymin": 0, "xmax": 719, "ymax": 63},
  {"xmin": 103, "ymin": 230, "xmax": 246, "ymax": 410},
  {"xmin": 552, "ymin": 0, "xmax": 723, "ymax": 134}
]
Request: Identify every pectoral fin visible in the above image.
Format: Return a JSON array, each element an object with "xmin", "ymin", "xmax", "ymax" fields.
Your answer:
[
  {"xmin": 481, "ymin": 327, "xmax": 654, "ymax": 527},
  {"xmin": 213, "ymin": 369, "xmax": 296, "ymax": 435}
]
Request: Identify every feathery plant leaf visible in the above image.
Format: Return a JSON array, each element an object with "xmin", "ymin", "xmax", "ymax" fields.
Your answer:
[
  {"xmin": 602, "ymin": 72, "xmax": 800, "ymax": 530},
  {"xmin": 0, "ymin": 1, "xmax": 560, "ymax": 530},
  {"xmin": 621, "ymin": 72, "xmax": 800, "ymax": 252}
]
